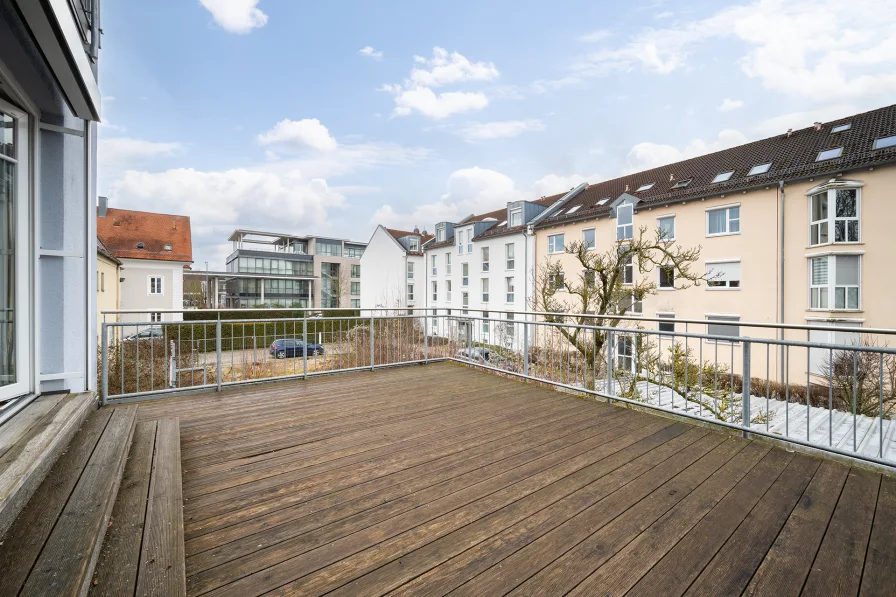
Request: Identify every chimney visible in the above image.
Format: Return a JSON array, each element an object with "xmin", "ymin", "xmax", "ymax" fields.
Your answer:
[
  {"xmin": 98, "ymin": 196, "xmax": 108, "ymax": 217},
  {"xmin": 786, "ymin": 128, "xmax": 793, "ymax": 137},
  {"xmin": 813, "ymin": 121, "xmax": 823, "ymax": 131},
  {"xmin": 669, "ymin": 173, "xmax": 675, "ymax": 182}
]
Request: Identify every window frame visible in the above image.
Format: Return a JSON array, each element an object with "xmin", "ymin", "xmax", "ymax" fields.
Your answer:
[
  {"xmin": 705, "ymin": 204, "xmax": 741, "ymax": 237},
  {"xmin": 808, "ymin": 187, "xmax": 861, "ymax": 247},
  {"xmin": 582, "ymin": 228, "xmax": 596, "ymax": 250},
  {"xmin": 431, "ymin": 254, "xmax": 437, "ymax": 276},
  {"xmin": 616, "ymin": 203, "xmax": 634, "ymax": 241},
  {"xmin": 481, "ymin": 246, "xmax": 490, "ymax": 272},
  {"xmin": 548, "ymin": 233, "xmax": 565, "ymax": 254},
  {"xmin": 148, "ymin": 276, "xmax": 164, "ymax": 295},
  {"xmin": 505, "ymin": 277, "xmax": 515, "ymax": 303},
  {"xmin": 446, "ymin": 252, "xmax": 452, "ymax": 275},
  {"xmin": 658, "ymin": 264, "xmax": 675, "ymax": 289},
  {"xmin": 462, "ymin": 262, "xmax": 469, "ymax": 286},
  {"xmin": 657, "ymin": 215, "xmax": 675, "ymax": 241},
  {"xmin": 808, "ymin": 253, "xmax": 861, "ymax": 311},
  {"xmin": 432, "ymin": 281, "xmax": 438, "ymax": 302},
  {"xmin": 747, "ymin": 162, "xmax": 772, "ymax": 176},
  {"xmin": 407, "ymin": 261, "xmax": 414, "ymax": 279},
  {"xmin": 509, "ymin": 208, "xmax": 522, "ymax": 227},
  {"xmin": 457, "ymin": 230, "xmax": 464, "ymax": 255},
  {"xmin": 505, "ymin": 243, "xmax": 515, "ymax": 270},
  {"xmin": 705, "ymin": 260, "xmax": 742, "ymax": 290},
  {"xmin": 657, "ymin": 313, "xmax": 675, "ymax": 334},
  {"xmin": 711, "ymin": 170, "xmax": 734, "ymax": 183},
  {"xmin": 872, "ymin": 135, "xmax": 896, "ymax": 150},
  {"xmin": 705, "ymin": 314, "xmax": 741, "ymax": 343},
  {"xmin": 446, "ymin": 280, "xmax": 452, "ymax": 302},
  {"xmin": 481, "ymin": 278, "xmax": 489, "ymax": 303},
  {"xmin": 407, "ymin": 283, "xmax": 415, "ymax": 302}
]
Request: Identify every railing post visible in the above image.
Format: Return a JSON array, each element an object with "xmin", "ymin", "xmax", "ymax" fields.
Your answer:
[
  {"xmin": 100, "ymin": 322, "xmax": 108, "ymax": 405},
  {"xmin": 215, "ymin": 314, "xmax": 222, "ymax": 392},
  {"xmin": 169, "ymin": 340, "xmax": 176, "ymax": 388},
  {"xmin": 523, "ymin": 319, "xmax": 529, "ymax": 377},
  {"xmin": 607, "ymin": 329, "xmax": 614, "ymax": 404},
  {"xmin": 742, "ymin": 340, "xmax": 751, "ymax": 438},
  {"xmin": 303, "ymin": 317, "xmax": 308, "ymax": 379},
  {"xmin": 370, "ymin": 315, "xmax": 375, "ymax": 370},
  {"xmin": 423, "ymin": 312, "xmax": 429, "ymax": 362}
]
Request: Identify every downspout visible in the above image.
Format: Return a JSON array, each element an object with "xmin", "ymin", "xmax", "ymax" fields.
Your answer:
[{"xmin": 778, "ymin": 180, "xmax": 786, "ymax": 381}]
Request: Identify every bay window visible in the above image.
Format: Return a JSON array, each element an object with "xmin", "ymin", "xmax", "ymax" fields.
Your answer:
[
  {"xmin": 809, "ymin": 188, "xmax": 860, "ymax": 246},
  {"xmin": 810, "ymin": 255, "xmax": 860, "ymax": 310}
]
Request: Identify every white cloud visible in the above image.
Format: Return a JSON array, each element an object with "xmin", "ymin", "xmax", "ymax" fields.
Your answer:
[
  {"xmin": 373, "ymin": 167, "xmax": 522, "ymax": 230},
  {"xmin": 256, "ymin": 119, "xmax": 338, "ymax": 151},
  {"xmin": 623, "ymin": 129, "xmax": 749, "ymax": 173},
  {"xmin": 718, "ymin": 98, "xmax": 744, "ymax": 112},
  {"xmin": 110, "ymin": 168, "xmax": 343, "ymax": 268},
  {"xmin": 532, "ymin": 173, "xmax": 602, "ymax": 198},
  {"xmin": 571, "ymin": 0, "xmax": 896, "ymax": 104},
  {"xmin": 458, "ymin": 119, "xmax": 545, "ymax": 141},
  {"xmin": 199, "ymin": 0, "xmax": 268, "ymax": 34},
  {"xmin": 409, "ymin": 47, "xmax": 499, "ymax": 88},
  {"xmin": 359, "ymin": 46, "xmax": 383, "ymax": 60},
  {"xmin": 383, "ymin": 48, "xmax": 498, "ymax": 119},
  {"xmin": 577, "ymin": 30, "xmax": 611, "ymax": 43},
  {"xmin": 98, "ymin": 138, "xmax": 182, "ymax": 171},
  {"xmin": 391, "ymin": 87, "xmax": 489, "ymax": 120}
]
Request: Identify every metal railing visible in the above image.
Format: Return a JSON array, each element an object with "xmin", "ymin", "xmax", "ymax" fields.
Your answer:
[{"xmin": 100, "ymin": 308, "xmax": 896, "ymax": 468}]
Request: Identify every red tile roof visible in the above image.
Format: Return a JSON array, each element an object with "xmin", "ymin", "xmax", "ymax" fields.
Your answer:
[
  {"xmin": 385, "ymin": 227, "xmax": 434, "ymax": 256},
  {"xmin": 97, "ymin": 208, "xmax": 193, "ymax": 263}
]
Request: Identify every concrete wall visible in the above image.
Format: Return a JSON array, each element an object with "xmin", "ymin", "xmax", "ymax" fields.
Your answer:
[{"xmin": 118, "ymin": 259, "xmax": 186, "ymax": 323}]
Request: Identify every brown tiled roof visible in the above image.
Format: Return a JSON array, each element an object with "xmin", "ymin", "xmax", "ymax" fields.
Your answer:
[
  {"xmin": 97, "ymin": 208, "xmax": 193, "ymax": 263},
  {"xmin": 475, "ymin": 194, "xmax": 565, "ymax": 240},
  {"xmin": 385, "ymin": 227, "xmax": 434, "ymax": 256},
  {"xmin": 537, "ymin": 103, "xmax": 896, "ymax": 228},
  {"xmin": 96, "ymin": 237, "xmax": 121, "ymax": 265}
]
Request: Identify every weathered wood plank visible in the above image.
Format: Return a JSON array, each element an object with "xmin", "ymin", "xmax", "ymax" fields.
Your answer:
[
  {"xmin": 19, "ymin": 406, "xmax": 137, "ymax": 597},
  {"xmin": 136, "ymin": 418, "xmax": 186, "ymax": 597},
  {"xmin": 90, "ymin": 421, "xmax": 157, "ymax": 597},
  {"xmin": 860, "ymin": 475, "xmax": 896, "ymax": 597}
]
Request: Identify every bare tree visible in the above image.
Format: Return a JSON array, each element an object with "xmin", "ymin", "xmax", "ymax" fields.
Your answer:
[
  {"xmin": 323, "ymin": 264, "xmax": 353, "ymax": 308},
  {"xmin": 532, "ymin": 225, "xmax": 710, "ymax": 381},
  {"xmin": 824, "ymin": 336, "xmax": 896, "ymax": 418}
]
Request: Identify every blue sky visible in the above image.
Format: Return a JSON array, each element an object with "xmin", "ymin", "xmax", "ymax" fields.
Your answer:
[{"xmin": 98, "ymin": 0, "xmax": 896, "ymax": 268}]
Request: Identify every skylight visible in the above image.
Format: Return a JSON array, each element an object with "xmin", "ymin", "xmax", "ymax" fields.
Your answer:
[
  {"xmin": 597, "ymin": 198, "xmax": 610, "ymax": 205},
  {"xmin": 636, "ymin": 183, "xmax": 655, "ymax": 192},
  {"xmin": 747, "ymin": 162, "xmax": 772, "ymax": 176},
  {"xmin": 567, "ymin": 205, "xmax": 582, "ymax": 214},
  {"xmin": 671, "ymin": 178, "xmax": 692, "ymax": 189},
  {"xmin": 499, "ymin": 220, "xmax": 507, "ymax": 226},
  {"xmin": 831, "ymin": 123, "xmax": 851, "ymax": 133},
  {"xmin": 872, "ymin": 135, "xmax": 896, "ymax": 150},
  {"xmin": 816, "ymin": 147, "xmax": 843, "ymax": 162},
  {"xmin": 712, "ymin": 171, "xmax": 734, "ymax": 183}
]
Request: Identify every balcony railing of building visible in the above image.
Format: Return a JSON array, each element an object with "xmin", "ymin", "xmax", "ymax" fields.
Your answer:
[{"xmin": 100, "ymin": 308, "xmax": 896, "ymax": 469}]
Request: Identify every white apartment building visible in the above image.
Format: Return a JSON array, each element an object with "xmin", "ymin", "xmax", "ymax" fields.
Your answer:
[{"xmin": 360, "ymin": 226, "xmax": 432, "ymax": 313}]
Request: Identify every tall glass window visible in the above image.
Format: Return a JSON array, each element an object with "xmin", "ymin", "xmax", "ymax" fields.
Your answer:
[{"xmin": 1, "ymin": 109, "xmax": 18, "ymax": 392}]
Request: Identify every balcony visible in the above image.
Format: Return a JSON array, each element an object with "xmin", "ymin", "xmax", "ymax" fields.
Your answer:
[{"xmin": 1, "ymin": 311, "xmax": 894, "ymax": 595}]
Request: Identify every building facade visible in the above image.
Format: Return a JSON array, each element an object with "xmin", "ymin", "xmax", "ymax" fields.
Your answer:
[
  {"xmin": 531, "ymin": 105, "xmax": 896, "ymax": 382},
  {"xmin": 360, "ymin": 226, "xmax": 432, "ymax": 313},
  {"xmin": 1, "ymin": 0, "xmax": 103, "ymax": 403},
  {"xmin": 96, "ymin": 204, "xmax": 193, "ymax": 324},
  {"xmin": 217, "ymin": 230, "xmax": 366, "ymax": 309},
  {"xmin": 96, "ymin": 238, "xmax": 121, "ymax": 340}
]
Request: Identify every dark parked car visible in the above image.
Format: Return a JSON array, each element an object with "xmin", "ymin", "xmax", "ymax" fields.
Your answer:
[
  {"xmin": 122, "ymin": 326, "xmax": 163, "ymax": 342},
  {"xmin": 270, "ymin": 339, "xmax": 324, "ymax": 358}
]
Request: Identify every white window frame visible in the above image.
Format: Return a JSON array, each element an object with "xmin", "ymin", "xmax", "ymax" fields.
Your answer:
[
  {"xmin": 458, "ymin": 230, "xmax": 464, "ymax": 255},
  {"xmin": 431, "ymin": 254, "xmax": 437, "ymax": 276},
  {"xmin": 705, "ymin": 314, "xmax": 741, "ymax": 344},
  {"xmin": 436, "ymin": 227, "xmax": 445, "ymax": 242},
  {"xmin": 505, "ymin": 277, "xmax": 515, "ymax": 303},
  {"xmin": 462, "ymin": 291, "xmax": 469, "ymax": 314},
  {"xmin": 446, "ymin": 280, "xmax": 452, "ymax": 302},
  {"xmin": 466, "ymin": 229, "xmax": 473, "ymax": 254},
  {"xmin": 705, "ymin": 260, "xmax": 741, "ymax": 290},
  {"xmin": 0, "ymin": 100, "xmax": 32, "ymax": 400},
  {"xmin": 808, "ymin": 187, "xmax": 861, "ymax": 247},
  {"xmin": 481, "ymin": 278, "xmax": 489, "ymax": 303},
  {"xmin": 582, "ymin": 228, "xmax": 596, "ymax": 250},
  {"xmin": 657, "ymin": 312, "xmax": 675, "ymax": 334},
  {"xmin": 407, "ymin": 283, "xmax": 415, "ymax": 302},
  {"xmin": 446, "ymin": 252, "xmax": 451, "ymax": 275},
  {"xmin": 481, "ymin": 246, "xmax": 490, "ymax": 272},
  {"xmin": 505, "ymin": 243, "xmax": 515, "ymax": 270},
  {"xmin": 621, "ymin": 253, "xmax": 633, "ymax": 286},
  {"xmin": 617, "ymin": 204, "xmax": 634, "ymax": 241},
  {"xmin": 808, "ymin": 253, "xmax": 861, "ymax": 311},
  {"xmin": 150, "ymin": 312, "xmax": 162, "ymax": 323},
  {"xmin": 706, "ymin": 204, "xmax": 741, "ymax": 237},
  {"xmin": 432, "ymin": 281, "xmax": 438, "ymax": 302},
  {"xmin": 510, "ymin": 208, "xmax": 522, "ymax": 227},
  {"xmin": 657, "ymin": 215, "xmax": 675, "ymax": 241},
  {"xmin": 407, "ymin": 261, "xmax": 415, "ymax": 279},
  {"xmin": 148, "ymin": 276, "xmax": 164, "ymax": 295},
  {"xmin": 548, "ymin": 233, "xmax": 565, "ymax": 254},
  {"xmin": 711, "ymin": 170, "xmax": 734, "ymax": 184},
  {"xmin": 658, "ymin": 263, "xmax": 675, "ymax": 289},
  {"xmin": 409, "ymin": 237, "xmax": 420, "ymax": 251},
  {"xmin": 462, "ymin": 263, "xmax": 469, "ymax": 286}
]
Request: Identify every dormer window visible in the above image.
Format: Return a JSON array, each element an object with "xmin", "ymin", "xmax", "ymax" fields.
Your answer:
[
  {"xmin": 409, "ymin": 237, "xmax": 420, "ymax": 251},
  {"xmin": 509, "ymin": 208, "xmax": 522, "ymax": 227},
  {"xmin": 816, "ymin": 147, "xmax": 843, "ymax": 162},
  {"xmin": 635, "ymin": 183, "xmax": 655, "ymax": 192},
  {"xmin": 136, "ymin": 242, "xmax": 145, "ymax": 249},
  {"xmin": 748, "ymin": 162, "xmax": 772, "ymax": 176},
  {"xmin": 436, "ymin": 227, "xmax": 445, "ymax": 242},
  {"xmin": 712, "ymin": 170, "xmax": 734, "ymax": 183},
  {"xmin": 617, "ymin": 203, "xmax": 634, "ymax": 241},
  {"xmin": 671, "ymin": 178, "xmax": 692, "ymax": 189},
  {"xmin": 163, "ymin": 243, "xmax": 172, "ymax": 251}
]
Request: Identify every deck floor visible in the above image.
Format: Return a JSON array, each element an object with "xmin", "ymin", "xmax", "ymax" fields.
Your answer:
[{"xmin": 133, "ymin": 362, "xmax": 896, "ymax": 597}]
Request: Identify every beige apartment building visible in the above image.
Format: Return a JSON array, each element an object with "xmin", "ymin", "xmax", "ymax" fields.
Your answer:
[{"xmin": 532, "ymin": 104, "xmax": 896, "ymax": 383}]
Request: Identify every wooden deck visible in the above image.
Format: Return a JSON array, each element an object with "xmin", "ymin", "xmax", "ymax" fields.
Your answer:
[{"xmin": 133, "ymin": 361, "xmax": 896, "ymax": 597}]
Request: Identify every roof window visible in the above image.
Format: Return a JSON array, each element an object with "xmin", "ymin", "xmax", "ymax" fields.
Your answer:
[
  {"xmin": 499, "ymin": 220, "xmax": 507, "ymax": 227},
  {"xmin": 815, "ymin": 147, "xmax": 843, "ymax": 162},
  {"xmin": 597, "ymin": 198, "xmax": 610, "ymax": 206},
  {"xmin": 671, "ymin": 178, "xmax": 692, "ymax": 189},
  {"xmin": 635, "ymin": 182, "xmax": 655, "ymax": 192},
  {"xmin": 831, "ymin": 123, "xmax": 851, "ymax": 133},
  {"xmin": 567, "ymin": 205, "xmax": 582, "ymax": 214},
  {"xmin": 712, "ymin": 170, "xmax": 734, "ymax": 183},
  {"xmin": 747, "ymin": 162, "xmax": 772, "ymax": 176},
  {"xmin": 872, "ymin": 135, "xmax": 896, "ymax": 150},
  {"xmin": 136, "ymin": 242, "xmax": 145, "ymax": 249},
  {"xmin": 164, "ymin": 243, "xmax": 173, "ymax": 251}
]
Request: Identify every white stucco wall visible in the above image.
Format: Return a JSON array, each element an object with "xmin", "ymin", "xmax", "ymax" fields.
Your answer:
[
  {"xmin": 360, "ymin": 226, "xmax": 411, "ymax": 313},
  {"xmin": 118, "ymin": 258, "xmax": 187, "ymax": 323}
]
